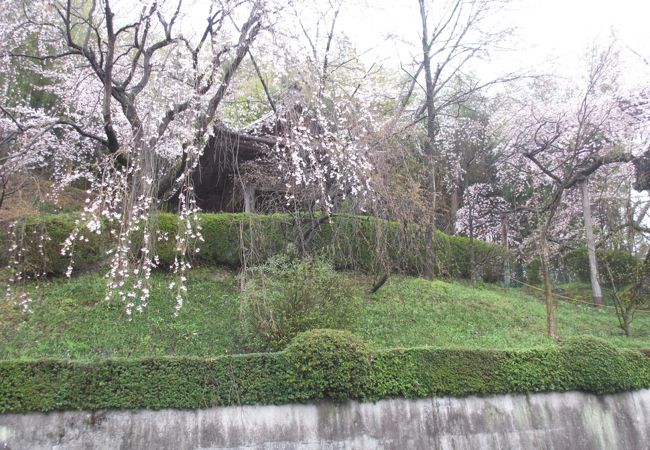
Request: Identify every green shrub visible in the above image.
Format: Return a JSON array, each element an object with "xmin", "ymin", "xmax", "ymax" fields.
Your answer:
[
  {"xmin": 496, "ymin": 347, "xmax": 569, "ymax": 393},
  {"xmin": 561, "ymin": 248, "xmax": 641, "ymax": 287},
  {"xmin": 560, "ymin": 249, "xmax": 590, "ymax": 283},
  {"xmin": 156, "ymin": 213, "xmax": 289, "ymax": 268},
  {"xmin": 599, "ymin": 250, "xmax": 642, "ymax": 287},
  {"xmin": 313, "ymin": 215, "xmax": 379, "ymax": 272},
  {"xmin": 560, "ymin": 336, "xmax": 636, "ymax": 394},
  {"xmin": 284, "ymin": 329, "xmax": 370, "ymax": 401},
  {"xmin": 239, "ymin": 254, "xmax": 360, "ymax": 350},
  {"xmin": 620, "ymin": 349, "xmax": 650, "ymax": 386},
  {"xmin": 526, "ymin": 258, "xmax": 542, "ymax": 284},
  {"xmin": 315, "ymin": 216, "xmax": 508, "ymax": 281},
  {"xmin": 435, "ymin": 232, "xmax": 507, "ymax": 282},
  {"xmin": 0, "ymin": 354, "xmax": 295, "ymax": 413}
]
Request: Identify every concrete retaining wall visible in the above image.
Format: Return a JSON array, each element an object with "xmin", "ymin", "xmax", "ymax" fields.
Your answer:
[{"xmin": 1, "ymin": 389, "xmax": 649, "ymax": 449}]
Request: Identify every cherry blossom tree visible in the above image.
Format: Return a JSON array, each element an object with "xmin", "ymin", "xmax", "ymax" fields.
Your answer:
[
  {"xmin": 0, "ymin": 0, "xmax": 267, "ymax": 314},
  {"xmin": 493, "ymin": 45, "xmax": 648, "ymax": 335},
  {"xmin": 238, "ymin": 0, "xmax": 379, "ymax": 241},
  {"xmin": 276, "ymin": 0, "xmax": 377, "ymax": 213},
  {"xmin": 0, "ymin": 0, "xmax": 383, "ymax": 312}
]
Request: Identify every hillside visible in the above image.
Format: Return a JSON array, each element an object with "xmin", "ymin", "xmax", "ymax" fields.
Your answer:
[
  {"xmin": 0, "ymin": 176, "xmax": 88, "ymax": 221},
  {"xmin": 2, "ymin": 268, "xmax": 648, "ymax": 360}
]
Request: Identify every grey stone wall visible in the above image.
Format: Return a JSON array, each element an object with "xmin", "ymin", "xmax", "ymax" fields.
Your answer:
[{"xmin": 1, "ymin": 389, "xmax": 649, "ymax": 449}]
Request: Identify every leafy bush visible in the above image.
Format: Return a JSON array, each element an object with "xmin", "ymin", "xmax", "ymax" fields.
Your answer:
[
  {"xmin": 525, "ymin": 258, "xmax": 542, "ymax": 284},
  {"xmin": 561, "ymin": 248, "xmax": 641, "ymax": 287},
  {"xmin": 434, "ymin": 231, "xmax": 507, "ymax": 282},
  {"xmin": 314, "ymin": 215, "xmax": 508, "ymax": 281},
  {"xmin": 239, "ymin": 254, "xmax": 360, "ymax": 350},
  {"xmin": 0, "ymin": 354, "xmax": 294, "ymax": 413},
  {"xmin": 560, "ymin": 248, "xmax": 590, "ymax": 282},
  {"xmin": 156, "ymin": 212, "xmax": 289, "ymax": 268},
  {"xmin": 284, "ymin": 329, "xmax": 370, "ymax": 401},
  {"xmin": 495, "ymin": 347, "xmax": 569, "ymax": 393},
  {"xmin": 560, "ymin": 336, "xmax": 636, "ymax": 393},
  {"xmin": 599, "ymin": 250, "xmax": 643, "ymax": 288},
  {"xmin": 368, "ymin": 347, "xmax": 509, "ymax": 398}
]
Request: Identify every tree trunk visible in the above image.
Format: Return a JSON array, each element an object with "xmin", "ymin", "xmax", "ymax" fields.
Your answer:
[
  {"xmin": 431, "ymin": 156, "xmax": 437, "ymax": 229},
  {"xmin": 538, "ymin": 195, "xmax": 559, "ymax": 339},
  {"xmin": 419, "ymin": 0, "xmax": 438, "ymax": 280},
  {"xmin": 623, "ymin": 313, "xmax": 631, "ymax": 337},
  {"xmin": 635, "ymin": 247, "xmax": 650, "ymax": 301},
  {"xmin": 626, "ymin": 184, "xmax": 635, "ymax": 253},
  {"xmin": 539, "ymin": 230, "xmax": 557, "ymax": 338},
  {"xmin": 468, "ymin": 200, "xmax": 476, "ymax": 283},
  {"xmin": 501, "ymin": 214, "xmax": 510, "ymax": 288},
  {"xmin": 418, "ymin": 0, "xmax": 436, "ymax": 152},
  {"xmin": 449, "ymin": 186, "xmax": 459, "ymax": 235},
  {"xmin": 581, "ymin": 178, "xmax": 603, "ymax": 306},
  {"xmin": 423, "ymin": 152, "xmax": 437, "ymax": 279}
]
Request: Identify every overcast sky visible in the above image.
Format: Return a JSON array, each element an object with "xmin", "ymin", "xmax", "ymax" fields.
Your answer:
[
  {"xmin": 180, "ymin": 0, "xmax": 649, "ymax": 84},
  {"xmin": 338, "ymin": 0, "xmax": 650, "ymax": 84}
]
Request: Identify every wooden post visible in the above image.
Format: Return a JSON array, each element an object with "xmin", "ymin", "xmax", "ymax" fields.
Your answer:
[{"xmin": 243, "ymin": 184, "xmax": 255, "ymax": 213}]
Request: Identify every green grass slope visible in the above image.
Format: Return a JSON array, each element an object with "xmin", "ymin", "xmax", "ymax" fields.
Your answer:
[{"xmin": 1, "ymin": 268, "xmax": 649, "ymax": 360}]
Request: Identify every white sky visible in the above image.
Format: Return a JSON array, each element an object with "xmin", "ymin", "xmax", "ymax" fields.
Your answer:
[
  {"xmin": 181, "ymin": 0, "xmax": 650, "ymax": 84},
  {"xmin": 338, "ymin": 0, "xmax": 650, "ymax": 84}
]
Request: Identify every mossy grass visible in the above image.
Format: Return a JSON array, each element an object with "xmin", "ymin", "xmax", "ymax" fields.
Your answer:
[{"xmin": 3, "ymin": 270, "xmax": 650, "ymax": 360}]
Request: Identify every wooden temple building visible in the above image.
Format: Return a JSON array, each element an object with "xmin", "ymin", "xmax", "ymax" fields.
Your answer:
[{"xmin": 191, "ymin": 86, "xmax": 305, "ymax": 213}]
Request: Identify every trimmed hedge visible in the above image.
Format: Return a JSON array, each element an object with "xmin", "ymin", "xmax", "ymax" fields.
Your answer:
[
  {"xmin": 1, "ymin": 214, "xmax": 107, "ymax": 276},
  {"xmin": 1, "ymin": 334, "xmax": 649, "ymax": 414},
  {"xmin": 157, "ymin": 213, "xmax": 289, "ymax": 268},
  {"xmin": 0, "ymin": 353, "xmax": 294, "ymax": 413},
  {"xmin": 2, "ymin": 213, "xmax": 508, "ymax": 281},
  {"xmin": 152, "ymin": 213, "xmax": 509, "ymax": 281},
  {"xmin": 311, "ymin": 215, "xmax": 507, "ymax": 281}
]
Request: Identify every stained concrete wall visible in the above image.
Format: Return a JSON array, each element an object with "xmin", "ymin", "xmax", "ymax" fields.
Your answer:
[{"xmin": 1, "ymin": 389, "xmax": 649, "ymax": 450}]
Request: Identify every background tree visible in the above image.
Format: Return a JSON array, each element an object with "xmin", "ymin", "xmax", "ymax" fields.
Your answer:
[{"xmin": 494, "ymin": 45, "xmax": 647, "ymax": 335}]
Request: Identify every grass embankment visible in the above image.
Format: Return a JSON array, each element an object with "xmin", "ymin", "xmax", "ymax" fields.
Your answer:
[
  {"xmin": 0, "ymin": 176, "xmax": 87, "ymax": 221},
  {"xmin": 2, "ymin": 268, "xmax": 649, "ymax": 360}
]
